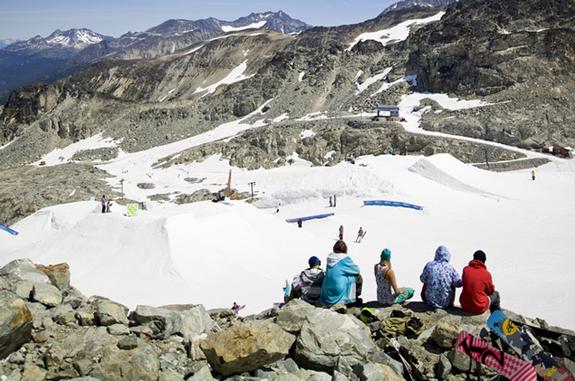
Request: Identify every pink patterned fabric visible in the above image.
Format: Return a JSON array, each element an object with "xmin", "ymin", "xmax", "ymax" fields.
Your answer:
[{"xmin": 456, "ymin": 331, "xmax": 537, "ymax": 381}]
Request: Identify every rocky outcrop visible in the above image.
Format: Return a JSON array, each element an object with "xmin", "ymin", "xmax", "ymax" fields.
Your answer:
[
  {"xmin": 0, "ymin": 259, "xmax": 574, "ymax": 380},
  {"xmin": 201, "ymin": 320, "xmax": 296, "ymax": 376},
  {"xmin": 0, "ymin": 290, "xmax": 32, "ymax": 359}
]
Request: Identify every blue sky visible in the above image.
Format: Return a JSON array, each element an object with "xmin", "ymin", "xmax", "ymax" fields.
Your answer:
[{"xmin": 0, "ymin": 0, "xmax": 397, "ymax": 40}]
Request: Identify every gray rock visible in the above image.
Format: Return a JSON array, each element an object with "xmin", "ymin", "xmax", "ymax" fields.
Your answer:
[
  {"xmin": 294, "ymin": 308, "xmax": 376, "ymax": 373},
  {"xmin": 90, "ymin": 343, "xmax": 160, "ymax": 381},
  {"xmin": 21, "ymin": 364, "xmax": 47, "ymax": 381},
  {"xmin": 436, "ymin": 353, "xmax": 452, "ymax": 380},
  {"xmin": 276, "ymin": 299, "xmax": 319, "ymax": 334},
  {"xmin": 74, "ymin": 358, "xmax": 95, "ymax": 376},
  {"xmin": 76, "ymin": 309, "xmax": 96, "ymax": 326},
  {"xmin": 35, "ymin": 263, "xmax": 71, "ymax": 290},
  {"xmin": 200, "ymin": 320, "xmax": 296, "ymax": 376},
  {"xmin": 0, "ymin": 259, "xmax": 52, "ymax": 285},
  {"xmin": 14, "ymin": 281, "xmax": 34, "ymax": 299},
  {"xmin": 369, "ymin": 351, "xmax": 404, "ymax": 376},
  {"xmin": 358, "ymin": 363, "xmax": 404, "ymax": 381},
  {"xmin": 49, "ymin": 304, "xmax": 77, "ymax": 325},
  {"xmin": 68, "ymin": 378, "xmax": 102, "ymax": 381},
  {"xmin": 158, "ymin": 369, "xmax": 186, "ymax": 381},
  {"xmin": 92, "ymin": 297, "xmax": 129, "ymax": 326},
  {"xmin": 31, "ymin": 283, "xmax": 63, "ymax": 307},
  {"xmin": 117, "ymin": 336, "xmax": 139, "ymax": 350},
  {"xmin": 431, "ymin": 320, "xmax": 461, "ymax": 349},
  {"xmin": 187, "ymin": 365, "xmax": 216, "ymax": 381},
  {"xmin": 63, "ymin": 287, "xmax": 87, "ymax": 309},
  {"xmin": 129, "ymin": 304, "xmax": 215, "ymax": 342},
  {"xmin": 0, "ymin": 290, "xmax": 33, "ymax": 359},
  {"xmin": 107, "ymin": 323, "xmax": 130, "ymax": 335}
]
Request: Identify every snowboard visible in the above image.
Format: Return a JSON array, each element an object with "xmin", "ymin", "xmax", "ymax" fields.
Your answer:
[
  {"xmin": 0, "ymin": 224, "xmax": 18, "ymax": 236},
  {"xmin": 487, "ymin": 310, "xmax": 574, "ymax": 381},
  {"xmin": 456, "ymin": 330, "xmax": 537, "ymax": 381}
]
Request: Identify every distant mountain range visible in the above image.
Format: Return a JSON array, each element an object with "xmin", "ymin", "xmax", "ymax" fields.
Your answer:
[
  {"xmin": 0, "ymin": 11, "xmax": 310, "ymax": 102},
  {"xmin": 3, "ymin": 29, "xmax": 110, "ymax": 52},
  {"xmin": 0, "ymin": 39, "xmax": 20, "ymax": 49}
]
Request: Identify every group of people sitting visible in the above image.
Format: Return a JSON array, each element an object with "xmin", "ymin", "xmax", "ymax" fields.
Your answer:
[{"xmin": 286, "ymin": 241, "xmax": 500, "ymax": 315}]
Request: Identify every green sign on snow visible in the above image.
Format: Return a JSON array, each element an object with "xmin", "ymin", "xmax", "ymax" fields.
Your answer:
[{"xmin": 127, "ymin": 203, "xmax": 139, "ymax": 217}]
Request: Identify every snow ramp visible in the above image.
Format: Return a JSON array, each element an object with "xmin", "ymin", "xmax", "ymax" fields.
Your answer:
[{"xmin": 408, "ymin": 154, "xmax": 502, "ymax": 198}]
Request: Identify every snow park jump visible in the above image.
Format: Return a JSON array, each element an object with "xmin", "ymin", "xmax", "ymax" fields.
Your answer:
[
  {"xmin": 363, "ymin": 200, "xmax": 423, "ymax": 211},
  {"xmin": 285, "ymin": 213, "xmax": 335, "ymax": 224},
  {"xmin": 0, "ymin": 224, "xmax": 19, "ymax": 236}
]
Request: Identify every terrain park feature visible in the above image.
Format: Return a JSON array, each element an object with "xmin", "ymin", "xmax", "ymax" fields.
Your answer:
[
  {"xmin": 285, "ymin": 213, "xmax": 335, "ymax": 224},
  {"xmin": 0, "ymin": 224, "xmax": 19, "ymax": 236},
  {"xmin": 363, "ymin": 200, "xmax": 423, "ymax": 211}
]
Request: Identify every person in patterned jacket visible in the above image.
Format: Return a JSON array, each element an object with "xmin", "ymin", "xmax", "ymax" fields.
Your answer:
[{"xmin": 420, "ymin": 245, "xmax": 462, "ymax": 309}]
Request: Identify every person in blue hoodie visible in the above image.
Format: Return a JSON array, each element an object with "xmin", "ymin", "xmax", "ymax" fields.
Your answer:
[
  {"xmin": 320, "ymin": 240, "xmax": 362, "ymax": 307},
  {"xmin": 420, "ymin": 245, "xmax": 462, "ymax": 309}
]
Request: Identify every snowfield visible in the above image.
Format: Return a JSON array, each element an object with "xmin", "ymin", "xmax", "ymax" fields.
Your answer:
[
  {"xmin": 2, "ymin": 153, "xmax": 575, "ymax": 329},
  {"xmin": 347, "ymin": 12, "xmax": 445, "ymax": 51}
]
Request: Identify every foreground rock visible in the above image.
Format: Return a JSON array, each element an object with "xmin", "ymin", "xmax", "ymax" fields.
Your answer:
[
  {"xmin": 0, "ymin": 290, "xmax": 33, "ymax": 359},
  {"xmin": 294, "ymin": 308, "xmax": 377, "ymax": 374},
  {"xmin": 201, "ymin": 320, "xmax": 296, "ymax": 376},
  {"xmin": 1, "ymin": 259, "xmax": 574, "ymax": 381}
]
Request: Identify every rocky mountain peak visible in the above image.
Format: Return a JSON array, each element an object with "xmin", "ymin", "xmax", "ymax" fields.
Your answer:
[
  {"xmin": 381, "ymin": 0, "xmax": 458, "ymax": 15},
  {"xmin": 4, "ymin": 28, "xmax": 108, "ymax": 51}
]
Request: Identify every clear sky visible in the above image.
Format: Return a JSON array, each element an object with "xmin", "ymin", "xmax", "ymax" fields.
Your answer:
[{"xmin": 0, "ymin": 0, "xmax": 397, "ymax": 40}]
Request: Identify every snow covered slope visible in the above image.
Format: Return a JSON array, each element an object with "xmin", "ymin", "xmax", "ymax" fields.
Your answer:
[{"xmin": 2, "ymin": 154, "xmax": 575, "ymax": 329}]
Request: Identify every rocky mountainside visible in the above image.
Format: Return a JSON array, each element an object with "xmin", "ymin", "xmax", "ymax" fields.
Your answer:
[
  {"xmin": 382, "ymin": 0, "xmax": 458, "ymax": 14},
  {"xmin": 1, "ymin": 258, "xmax": 574, "ymax": 380},
  {"xmin": 0, "ymin": 0, "xmax": 574, "ymax": 222}
]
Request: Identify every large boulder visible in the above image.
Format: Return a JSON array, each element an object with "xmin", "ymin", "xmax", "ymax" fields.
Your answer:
[
  {"xmin": 90, "ymin": 343, "xmax": 160, "ymax": 381},
  {"xmin": 200, "ymin": 320, "xmax": 296, "ymax": 376},
  {"xmin": 35, "ymin": 263, "xmax": 71, "ymax": 290},
  {"xmin": 294, "ymin": 309, "xmax": 376, "ymax": 373},
  {"xmin": 431, "ymin": 320, "xmax": 461, "ymax": 349},
  {"xmin": 92, "ymin": 297, "xmax": 129, "ymax": 326},
  {"xmin": 0, "ymin": 259, "xmax": 52, "ymax": 285},
  {"xmin": 31, "ymin": 283, "xmax": 63, "ymax": 307},
  {"xmin": 0, "ymin": 290, "xmax": 33, "ymax": 359},
  {"xmin": 129, "ymin": 304, "xmax": 215, "ymax": 342},
  {"xmin": 276, "ymin": 299, "xmax": 320, "ymax": 334}
]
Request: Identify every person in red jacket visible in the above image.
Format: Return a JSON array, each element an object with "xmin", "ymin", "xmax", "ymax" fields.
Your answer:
[{"xmin": 459, "ymin": 250, "xmax": 500, "ymax": 314}]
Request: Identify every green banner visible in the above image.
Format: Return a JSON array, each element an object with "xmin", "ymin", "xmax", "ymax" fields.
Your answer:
[{"xmin": 127, "ymin": 203, "xmax": 139, "ymax": 217}]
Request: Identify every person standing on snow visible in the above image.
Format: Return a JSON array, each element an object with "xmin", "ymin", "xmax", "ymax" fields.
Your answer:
[
  {"xmin": 420, "ymin": 245, "xmax": 462, "ymax": 309},
  {"xmin": 460, "ymin": 250, "xmax": 501, "ymax": 314},
  {"xmin": 333, "ymin": 194, "xmax": 337, "ymax": 207},
  {"xmin": 355, "ymin": 227, "xmax": 365, "ymax": 243},
  {"xmin": 329, "ymin": 196, "xmax": 333, "ymax": 207},
  {"xmin": 101, "ymin": 195, "xmax": 108, "ymax": 214},
  {"xmin": 288, "ymin": 256, "xmax": 325, "ymax": 305},
  {"xmin": 531, "ymin": 169, "xmax": 536, "ymax": 181},
  {"xmin": 375, "ymin": 248, "xmax": 414, "ymax": 306},
  {"xmin": 338, "ymin": 225, "xmax": 344, "ymax": 240},
  {"xmin": 320, "ymin": 240, "xmax": 362, "ymax": 307}
]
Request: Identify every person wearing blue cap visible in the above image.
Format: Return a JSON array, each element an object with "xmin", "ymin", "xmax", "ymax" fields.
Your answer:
[
  {"xmin": 375, "ymin": 248, "xmax": 414, "ymax": 306},
  {"xmin": 288, "ymin": 256, "xmax": 325, "ymax": 305}
]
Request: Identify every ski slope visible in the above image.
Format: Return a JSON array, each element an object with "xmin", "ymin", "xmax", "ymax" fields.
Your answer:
[{"xmin": 2, "ymin": 154, "xmax": 575, "ymax": 329}]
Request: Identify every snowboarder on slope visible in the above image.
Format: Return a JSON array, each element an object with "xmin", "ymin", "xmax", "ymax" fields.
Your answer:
[
  {"xmin": 333, "ymin": 194, "xmax": 337, "ymax": 207},
  {"xmin": 339, "ymin": 225, "xmax": 344, "ymax": 241},
  {"xmin": 531, "ymin": 169, "xmax": 536, "ymax": 181},
  {"xmin": 355, "ymin": 227, "xmax": 365, "ymax": 243},
  {"xmin": 329, "ymin": 196, "xmax": 333, "ymax": 208},
  {"xmin": 101, "ymin": 195, "xmax": 108, "ymax": 214},
  {"xmin": 297, "ymin": 219, "xmax": 303, "ymax": 228}
]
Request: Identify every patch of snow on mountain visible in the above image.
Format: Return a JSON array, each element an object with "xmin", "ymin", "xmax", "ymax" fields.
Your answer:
[
  {"xmin": 356, "ymin": 68, "xmax": 392, "ymax": 95},
  {"xmin": 298, "ymin": 71, "xmax": 306, "ymax": 82},
  {"xmin": 347, "ymin": 11, "xmax": 445, "ymax": 51},
  {"xmin": 34, "ymin": 133, "xmax": 117, "ymax": 166},
  {"xmin": 222, "ymin": 21, "xmax": 267, "ymax": 33},
  {"xmin": 194, "ymin": 60, "xmax": 254, "ymax": 97}
]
